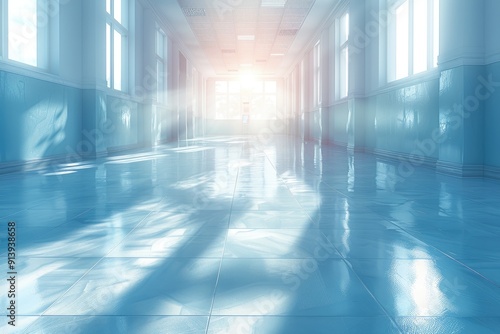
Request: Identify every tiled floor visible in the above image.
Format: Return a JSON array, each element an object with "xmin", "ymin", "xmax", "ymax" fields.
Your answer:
[{"xmin": 1, "ymin": 135, "xmax": 500, "ymax": 333}]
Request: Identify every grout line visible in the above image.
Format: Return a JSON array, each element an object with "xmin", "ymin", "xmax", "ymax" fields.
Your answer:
[{"xmin": 205, "ymin": 142, "xmax": 241, "ymax": 334}]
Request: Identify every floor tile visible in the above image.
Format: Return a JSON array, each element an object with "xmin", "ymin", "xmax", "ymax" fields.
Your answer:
[
  {"xmin": 211, "ymin": 258, "xmax": 385, "ymax": 316},
  {"xmin": 108, "ymin": 228, "xmax": 227, "ymax": 258},
  {"xmin": 0, "ymin": 257, "xmax": 99, "ymax": 316},
  {"xmin": 324, "ymin": 229, "xmax": 439, "ymax": 259},
  {"xmin": 22, "ymin": 316, "xmax": 209, "ymax": 334},
  {"xmin": 349, "ymin": 258, "xmax": 500, "ymax": 317},
  {"xmin": 229, "ymin": 211, "xmax": 315, "ymax": 229},
  {"xmin": 224, "ymin": 229, "xmax": 341, "ymax": 259},
  {"xmin": 207, "ymin": 316, "xmax": 402, "ymax": 334},
  {"xmin": 1, "ymin": 136, "xmax": 500, "ymax": 333},
  {"xmin": 44, "ymin": 258, "xmax": 221, "ymax": 316},
  {"xmin": 395, "ymin": 317, "xmax": 500, "ymax": 334}
]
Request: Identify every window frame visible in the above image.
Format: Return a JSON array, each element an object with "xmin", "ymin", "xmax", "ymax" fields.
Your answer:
[
  {"xmin": 156, "ymin": 26, "xmax": 166, "ymax": 104},
  {"xmin": 337, "ymin": 11, "xmax": 349, "ymax": 100},
  {"xmin": 387, "ymin": 0, "xmax": 439, "ymax": 82},
  {"xmin": 106, "ymin": 0, "xmax": 129, "ymax": 92},
  {"xmin": 214, "ymin": 79, "xmax": 278, "ymax": 120},
  {"xmin": 314, "ymin": 40, "xmax": 321, "ymax": 106},
  {"xmin": 1, "ymin": 0, "xmax": 50, "ymax": 69}
]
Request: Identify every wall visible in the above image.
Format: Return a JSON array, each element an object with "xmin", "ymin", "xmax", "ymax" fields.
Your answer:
[
  {"xmin": 284, "ymin": 0, "xmax": 500, "ymax": 178},
  {"xmin": 483, "ymin": 0, "xmax": 500, "ymax": 177},
  {"xmin": 0, "ymin": 0, "xmax": 202, "ymax": 172},
  {"xmin": 0, "ymin": 70, "xmax": 82, "ymax": 170}
]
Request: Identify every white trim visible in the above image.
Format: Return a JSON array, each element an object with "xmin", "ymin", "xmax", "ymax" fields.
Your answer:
[{"xmin": 0, "ymin": 61, "xmax": 81, "ymax": 89}]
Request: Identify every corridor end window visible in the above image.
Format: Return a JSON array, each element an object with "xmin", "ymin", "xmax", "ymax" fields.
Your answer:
[
  {"xmin": 156, "ymin": 27, "xmax": 166, "ymax": 104},
  {"xmin": 215, "ymin": 81, "xmax": 241, "ymax": 120},
  {"xmin": 215, "ymin": 80, "xmax": 277, "ymax": 120},
  {"xmin": 388, "ymin": 0, "xmax": 439, "ymax": 81},
  {"xmin": 106, "ymin": 0, "xmax": 128, "ymax": 91},
  {"xmin": 337, "ymin": 11, "xmax": 349, "ymax": 99},
  {"xmin": 314, "ymin": 41, "xmax": 321, "ymax": 106},
  {"xmin": 5, "ymin": 0, "xmax": 48, "ymax": 68}
]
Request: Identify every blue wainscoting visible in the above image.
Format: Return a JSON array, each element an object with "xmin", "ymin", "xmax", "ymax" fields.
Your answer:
[
  {"xmin": 484, "ymin": 61, "xmax": 500, "ymax": 177},
  {"xmin": 0, "ymin": 70, "xmax": 82, "ymax": 171},
  {"xmin": 0, "ymin": 70, "xmax": 164, "ymax": 173}
]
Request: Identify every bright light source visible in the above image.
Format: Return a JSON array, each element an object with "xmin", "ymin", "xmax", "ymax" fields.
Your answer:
[
  {"xmin": 270, "ymin": 53, "xmax": 284, "ymax": 56},
  {"xmin": 237, "ymin": 35, "xmax": 255, "ymax": 41},
  {"xmin": 8, "ymin": 0, "xmax": 37, "ymax": 66},
  {"xmin": 240, "ymin": 71, "xmax": 256, "ymax": 91}
]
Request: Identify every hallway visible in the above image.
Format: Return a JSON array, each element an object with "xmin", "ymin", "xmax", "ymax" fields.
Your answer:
[{"xmin": 2, "ymin": 135, "xmax": 500, "ymax": 333}]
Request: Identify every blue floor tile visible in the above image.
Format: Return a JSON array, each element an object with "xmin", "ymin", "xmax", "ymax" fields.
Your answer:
[
  {"xmin": 207, "ymin": 316, "xmax": 402, "ymax": 334},
  {"xmin": 211, "ymin": 258, "xmax": 385, "ymax": 316},
  {"xmin": 349, "ymin": 258, "xmax": 500, "ymax": 317},
  {"xmin": 1, "ymin": 136, "xmax": 500, "ymax": 333}
]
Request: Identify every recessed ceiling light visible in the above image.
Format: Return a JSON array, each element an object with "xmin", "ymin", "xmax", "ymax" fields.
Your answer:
[
  {"xmin": 261, "ymin": 0, "xmax": 287, "ymax": 7},
  {"xmin": 237, "ymin": 35, "xmax": 255, "ymax": 41},
  {"xmin": 279, "ymin": 29, "xmax": 298, "ymax": 36},
  {"xmin": 182, "ymin": 8, "xmax": 206, "ymax": 17}
]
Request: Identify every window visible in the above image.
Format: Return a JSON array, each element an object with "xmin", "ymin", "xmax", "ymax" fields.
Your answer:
[
  {"xmin": 250, "ymin": 81, "xmax": 277, "ymax": 120},
  {"xmin": 314, "ymin": 41, "xmax": 321, "ymax": 106},
  {"xmin": 215, "ymin": 81, "xmax": 240, "ymax": 120},
  {"xmin": 215, "ymin": 80, "xmax": 277, "ymax": 120},
  {"xmin": 338, "ymin": 11, "xmax": 349, "ymax": 99},
  {"xmin": 3, "ymin": 0, "xmax": 49, "ymax": 68},
  {"xmin": 156, "ymin": 27, "xmax": 166, "ymax": 103},
  {"xmin": 388, "ymin": 0, "xmax": 439, "ymax": 81},
  {"xmin": 106, "ymin": 0, "xmax": 128, "ymax": 91}
]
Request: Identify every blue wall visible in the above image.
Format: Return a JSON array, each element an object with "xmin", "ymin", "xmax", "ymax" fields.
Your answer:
[
  {"xmin": 484, "ymin": 61, "xmax": 500, "ymax": 175},
  {"xmin": 291, "ymin": 0, "xmax": 500, "ymax": 179},
  {"xmin": 365, "ymin": 78, "xmax": 440, "ymax": 163},
  {"xmin": 0, "ymin": 70, "xmax": 82, "ymax": 165},
  {"xmin": 0, "ymin": 70, "xmax": 155, "ymax": 170}
]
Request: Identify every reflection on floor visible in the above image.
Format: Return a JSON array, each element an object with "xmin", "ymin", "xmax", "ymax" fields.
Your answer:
[{"xmin": 1, "ymin": 135, "xmax": 500, "ymax": 333}]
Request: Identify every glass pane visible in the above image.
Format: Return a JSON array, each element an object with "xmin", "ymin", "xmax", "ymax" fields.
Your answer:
[
  {"xmin": 106, "ymin": 23, "xmax": 111, "ymax": 88},
  {"xmin": 106, "ymin": 0, "xmax": 111, "ymax": 14},
  {"xmin": 216, "ymin": 95, "xmax": 228, "ymax": 119},
  {"xmin": 316, "ymin": 43, "xmax": 321, "ymax": 67},
  {"xmin": 228, "ymin": 81, "xmax": 240, "ymax": 94},
  {"xmin": 265, "ymin": 81, "xmax": 276, "ymax": 94},
  {"xmin": 252, "ymin": 81, "xmax": 263, "ymax": 94},
  {"xmin": 8, "ymin": 0, "xmax": 37, "ymax": 66},
  {"xmin": 227, "ymin": 95, "xmax": 241, "ymax": 119},
  {"xmin": 340, "ymin": 47, "xmax": 348, "ymax": 98},
  {"xmin": 114, "ymin": 30, "xmax": 122, "ymax": 90},
  {"xmin": 340, "ymin": 12, "xmax": 349, "ymax": 45},
  {"xmin": 157, "ymin": 61, "xmax": 164, "ymax": 103},
  {"xmin": 413, "ymin": 0, "xmax": 428, "ymax": 74},
  {"xmin": 433, "ymin": 0, "xmax": 439, "ymax": 67},
  {"xmin": 215, "ymin": 81, "xmax": 227, "ymax": 93},
  {"xmin": 156, "ymin": 29, "xmax": 164, "ymax": 58},
  {"xmin": 395, "ymin": 0, "xmax": 409, "ymax": 79},
  {"xmin": 114, "ymin": 0, "xmax": 122, "ymax": 23}
]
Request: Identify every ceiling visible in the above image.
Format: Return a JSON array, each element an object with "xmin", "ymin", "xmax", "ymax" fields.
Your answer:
[{"xmin": 149, "ymin": 0, "xmax": 342, "ymax": 77}]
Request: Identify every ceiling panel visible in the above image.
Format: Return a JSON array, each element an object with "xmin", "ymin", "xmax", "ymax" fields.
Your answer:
[{"xmin": 151, "ymin": 0, "xmax": 341, "ymax": 76}]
